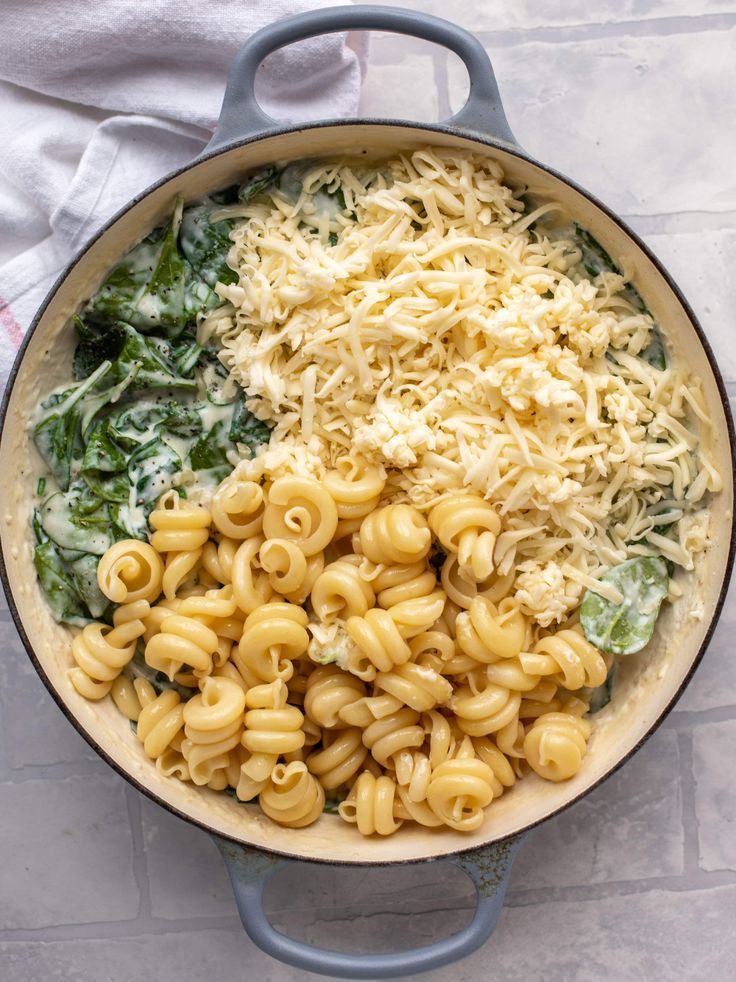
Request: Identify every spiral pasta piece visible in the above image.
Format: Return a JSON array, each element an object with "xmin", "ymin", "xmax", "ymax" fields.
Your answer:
[
  {"xmin": 324, "ymin": 455, "xmax": 385, "ymax": 519},
  {"xmin": 409, "ymin": 629, "xmax": 457, "ymax": 665},
  {"xmin": 110, "ymin": 674, "xmax": 143, "ymax": 721},
  {"xmin": 259, "ymin": 538, "xmax": 308, "ymax": 595},
  {"xmin": 259, "ymin": 761, "xmax": 325, "ymax": 828},
  {"xmin": 181, "ymin": 677, "xmax": 246, "ymax": 787},
  {"xmin": 338, "ymin": 771, "xmax": 402, "ymax": 836},
  {"xmin": 263, "ymin": 476, "xmax": 338, "ymax": 556},
  {"xmin": 211, "ymin": 478, "xmax": 264, "ymax": 539},
  {"xmin": 149, "ymin": 491, "xmax": 212, "ymax": 599},
  {"xmin": 523, "ymin": 712, "xmax": 592, "ymax": 782},
  {"xmin": 345, "ymin": 608, "xmax": 412, "ymax": 679},
  {"xmin": 426, "ymin": 739, "xmax": 495, "ymax": 831},
  {"xmin": 135, "ymin": 681, "xmax": 186, "ymax": 761},
  {"xmin": 200, "ymin": 537, "xmax": 239, "ymax": 586},
  {"xmin": 242, "ymin": 683, "xmax": 306, "ymax": 755},
  {"xmin": 451, "ymin": 678, "xmax": 522, "ymax": 737},
  {"xmin": 307, "ymin": 728, "xmax": 368, "ymax": 789},
  {"xmin": 521, "ymin": 626, "xmax": 607, "ymax": 691},
  {"xmin": 303, "ymin": 665, "xmax": 366, "ymax": 729},
  {"xmin": 441, "ymin": 555, "xmax": 515, "ymax": 610},
  {"xmin": 338, "ymin": 692, "xmax": 403, "ymax": 727},
  {"xmin": 372, "ymin": 562, "xmax": 437, "ymax": 609},
  {"xmin": 362, "ymin": 707, "xmax": 425, "ymax": 769},
  {"xmin": 429, "ymin": 494, "xmax": 501, "ymax": 581},
  {"xmin": 69, "ymin": 599, "xmax": 149, "ymax": 699},
  {"xmin": 97, "ymin": 540, "xmax": 163, "ymax": 604},
  {"xmin": 145, "ymin": 611, "xmax": 219, "ymax": 681},
  {"xmin": 375, "ymin": 662, "xmax": 453, "ymax": 713},
  {"xmin": 387, "ymin": 590, "xmax": 447, "ymax": 641},
  {"xmin": 231, "ymin": 535, "xmax": 274, "ymax": 614},
  {"xmin": 233, "ymin": 602, "xmax": 309, "ymax": 684},
  {"xmin": 472, "ymin": 737, "xmax": 517, "ymax": 798},
  {"xmin": 359, "ymin": 504, "xmax": 431, "ymax": 565},
  {"xmin": 310, "ymin": 556, "xmax": 375, "ymax": 621},
  {"xmin": 456, "ymin": 596, "xmax": 527, "ymax": 662}
]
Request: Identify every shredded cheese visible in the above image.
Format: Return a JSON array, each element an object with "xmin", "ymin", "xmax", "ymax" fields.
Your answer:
[{"xmin": 211, "ymin": 148, "xmax": 720, "ymax": 625}]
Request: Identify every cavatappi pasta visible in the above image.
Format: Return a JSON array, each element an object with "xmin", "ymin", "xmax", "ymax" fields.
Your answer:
[{"xmin": 70, "ymin": 474, "xmax": 606, "ymax": 836}]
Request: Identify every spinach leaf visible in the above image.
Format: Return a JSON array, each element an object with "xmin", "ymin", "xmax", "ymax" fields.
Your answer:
[
  {"xmin": 179, "ymin": 201, "xmax": 237, "ymax": 288},
  {"xmin": 588, "ymin": 663, "xmax": 616, "ymax": 713},
  {"xmin": 34, "ymin": 360, "xmax": 112, "ymax": 489},
  {"xmin": 239, "ymin": 166, "xmax": 280, "ymax": 204},
  {"xmin": 574, "ymin": 224, "xmax": 618, "ymax": 277},
  {"xmin": 109, "ymin": 400, "xmax": 202, "ymax": 442},
  {"xmin": 76, "ymin": 321, "xmax": 198, "ymax": 392},
  {"xmin": 85, "ymin": 201, "xmax": 191, "ymax": 338},
  {"xmin": 82, "ymin": 419, "xmax": 129, "ymax": 473},
  {"xmin": 573, "ymin": 224, "xmax": 652, "ymax": 316},
  {"xmin": 580, "ymin": 557, "xmax": 669, "ymax": 655},
  {"xmin": 73, "ymin": 318, "xmax": 128, "ymax": 380},
  {"xmin": 187, "ymin": 417, "xmax": 231, "ymax": 481},
  {"xmin": 229, "ymin": 401, "xmax": 272, "ymax": 451},
  {"xmin": 69, "ymin": 552, "xmax": 110, "ymax": 619},
  {"xmin": 129, "ymin": 437, "xmax": 182, "ymax": 509},
  {"xmin": 640, "ymin": 328, "xmax": 667, "ymax": 371},
  {"xmin": 40, "ymin": 488, "xmax": 113, "ymax": 555},
  {"xmin": 33, "ymin": 539, "xmax": 89, "ymax": 624}
]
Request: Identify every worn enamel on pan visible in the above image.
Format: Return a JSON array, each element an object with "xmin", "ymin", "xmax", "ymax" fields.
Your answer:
[{"xmin": 0, "ymin": 6, "xmax": 734, "ymax": 978}]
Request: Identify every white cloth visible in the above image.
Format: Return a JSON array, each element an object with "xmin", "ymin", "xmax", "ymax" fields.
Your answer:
[{"xmin": 0, "ymin": 0, "xmax": 367, "ymax": 387}]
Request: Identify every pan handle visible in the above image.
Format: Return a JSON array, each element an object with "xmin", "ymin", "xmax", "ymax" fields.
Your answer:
[
  {"xmin": 214, "ymin": 833, "xmax": 524, "ymax": 979},
  {"xmin": 205, "ymin": 4, "xmax": 516, "ymax": 152}
]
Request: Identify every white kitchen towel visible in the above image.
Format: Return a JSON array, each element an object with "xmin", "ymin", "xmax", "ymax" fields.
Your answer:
[{"xmin": 0, "ymin": 0, "xmax": 367, "ymax": 388}]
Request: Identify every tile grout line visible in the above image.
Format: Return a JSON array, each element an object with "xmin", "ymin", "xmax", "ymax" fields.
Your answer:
[
  {"xmin": 676, "ymin": 730, "xmax": 702, "ymax": 876},
  {"xmin": 124, "ymin": 784, "xmax": 153, "ymax": 921},
  {"xmin": 505, "ymin": 868, "xmax": 736, "ymax": 909},
  {"xmin": 474, "ymin": 12, "xmax": 736, "ymax": 48}
]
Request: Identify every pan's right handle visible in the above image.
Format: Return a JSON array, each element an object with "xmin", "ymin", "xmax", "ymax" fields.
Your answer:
[
  {"xmin": 205, "ymin": 4, "xmax": 517, "ymax": 153},
  {"xmin": 215, "ymin": 834, "xmax": 525, "ymax": 980}
]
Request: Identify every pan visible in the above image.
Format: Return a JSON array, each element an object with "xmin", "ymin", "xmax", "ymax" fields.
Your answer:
[{"xmin": 1, "ymin": 6, "xmax": 733, "ymax": 978}]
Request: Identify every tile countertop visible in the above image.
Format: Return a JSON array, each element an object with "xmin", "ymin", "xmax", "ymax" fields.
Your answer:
[{"xmin": 2, "ymin": 2, "xmax": 735, "ymax": 980}]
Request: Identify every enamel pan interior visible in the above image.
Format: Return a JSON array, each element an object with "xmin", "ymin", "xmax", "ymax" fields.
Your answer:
[{"xmin": 1, "ymin": 124, "xmax": 734, "ymax": 863}]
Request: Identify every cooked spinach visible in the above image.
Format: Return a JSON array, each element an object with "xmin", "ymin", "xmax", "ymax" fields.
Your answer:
[
  {"xmin": 33, "ymin": 175, "xmax": 278, "ymax": 624},
  {"xmin": 588, "ymin": 663, "xmax": 616, "ymax": 714},
  {"xmin": 85, "ymin": 197, "xmax": 237, "ymax": 337},
  {"xmin": 229, "ymin": 402, "xmax": 272, "ymax": 450},
  {"xmin": 180, "ymin": 199, "xmax": 238, "ymax": 288},
  {"xmin": 573, "ymin": 224, "xmax": 652, "ymax": 318},
  {"xmin": 640, "ymin": 328, "xmax": 667, "ymax": 371},
  {"xmin": 580, "ymin": 557, "xmax": 669, "ymax": 655},
  {"xmin": 239, "ymin": 165, "xmax": 280, "ymax": 204}
]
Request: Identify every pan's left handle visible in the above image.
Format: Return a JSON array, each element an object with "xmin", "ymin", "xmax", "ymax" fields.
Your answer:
[
  {"xmin": 204, "ymin": 4, "xmax": 517, "ymax": 153},
  {"xmin": 214, "ymin": 834, "xmax": 524, "ymax": 979}
]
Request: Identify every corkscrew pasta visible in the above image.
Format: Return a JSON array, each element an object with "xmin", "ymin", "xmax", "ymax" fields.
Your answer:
[{"xmin": 61, "ymin": 477, "xmax": 618, "ymax": 835}]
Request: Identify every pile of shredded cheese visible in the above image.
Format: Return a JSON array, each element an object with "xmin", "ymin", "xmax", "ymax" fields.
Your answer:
[{"xmin": 203, "ymin": 148, "xmax": 721, "ymax": 625}]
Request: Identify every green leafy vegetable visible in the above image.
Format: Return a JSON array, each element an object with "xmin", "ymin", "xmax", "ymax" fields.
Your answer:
[
  {"xmin": 229, "ymin": 402, "xmax": 272, "ymax": 450},
  {"xmin": 239, "ymin": 166, "xmax": 280, "ymax": 204},
  {"xmin": 179, "ymin": 200, "xmax": 237, "ymax": 288},
  {"xmin": 33, "ymin": 538, "xmax": 88, "ymax": 624},
  {"xmin": 34, "ymin": 360, "xmax": 112, "ymax": 489},
  {"xmin": 640, "ymin": 329, "xmax": 667, "ymax": 371},
  {"xmin": 580, "ymin": 557, "xmax": 669, "ymax": 655},
  {"xmin": 588, "ymin": 663, "xmax": 616, "ymax": 714},
  {"xmin": 32, "ymin": 186, "xmax": 274, "ymax": 624}
]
